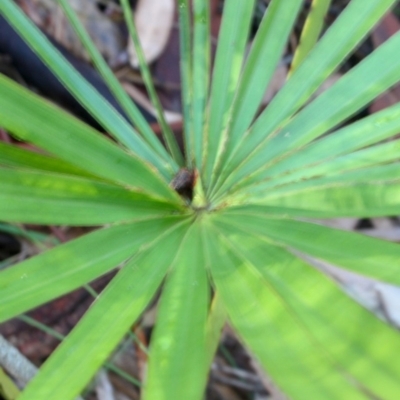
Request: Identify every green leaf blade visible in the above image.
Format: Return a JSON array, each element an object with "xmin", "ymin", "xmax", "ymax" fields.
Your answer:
[
  {"xmin": 215, "ymin": 0, "xmax": 398, "ymax": 195},
  {"xmin": 0, "ymin": 216, "xmax": 186, "ymax": 323},
  {"xmin": 246, "ymin": 138, "xmax": 400, "ymax": 199},
  {"xmin": 57, "ymin": 0, "xmax": 172, "ymax": 163},
  {"xmin": 0, "ymin": 141, "xmax": 94, "ymax": 178},
  {"xmin": 252, "ymin": 182, "xmax": 400, "ymax": 218},
  {"xmin": 177, "ymin": 0, "xmax": 194, "ymax": 165},
  {"xmin": 210, "ymin": 0, "xmax": 303, "ymax": 191},
  {"xmin": 192, "ymin": 0, "xmax": 211, "ymax": 166},
  {"xmin": 215, "ymin": 28, "xmax": 400, "ymax": 198},
  {"xmin": 205, "ymin": 224, "xmax": 367, "ymax": 400},
  {"xmin": 228, "ymin": 162, "xmax": 400, "ymax": 215},
  {"xmin": 144, "ymin": 221, "xmax": 209, "ymax": 400},
  {"xmin": 204, "ymin": 292, "xmax": 226, "ymax": 371},
  {"xmin": 290, "ymin": 0, "xmax": 332, "ymax": 74},
  {"xmin": 0, "ymin": 168, "xmax": 182, "ymax": 225},
  {"xmin": 269, "ymin": 101, "xmax": 400, "ymax": 179},
  {"xmin": 202, "ymin": 0, "xmax": 257, "ymax": 188},
  {"xmin": 0, "ymin": 74, "xmax": 178, "ymax": 202},
  {"xmin": 0, "ymin": 0, "xmax": 171, "ymax": 173},
  {"xmin": 216, "ymin": 210, "xmax": 400, "ymax": 286},
  {"xmin": 217, "ymin": 227, "xmax": 400, "ymax": 398},
  {"xmin": 18, "ymin": 219, "xmax": 190, "ymax": 400},
  {"xmin": 120, "ymin": 0, "xmax": 184, "ymax": 166}
]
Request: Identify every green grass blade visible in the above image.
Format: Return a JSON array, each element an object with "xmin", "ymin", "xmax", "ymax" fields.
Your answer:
[
  {"xmin": 120, "ymin": 0, "xmax": 184, "ymax": 166},
  {"xmin": 144, "ymin": 221, "xmax": 209, "ymax": 400},
  {"xmin": 177, "ymin": 0, "xmax": 194, "ymax": 165},
  {"xmin": 214, "ymin": 30, "xmax": 400, "ymax": 199},
  {"xmin": 0, "ymin": 74, "xmax": 178, "ymax": 202},
  {"xmin": 205, "ymin": 224, "xmax": 367, "ymax": 400},
  {"xmin": 0, "ymin": 0, "xmax": 169, "ymax": 172},
  {"xmin": 0, "ymin": 168, "xmax": 181, "ymax": 225},
  {"xmin": 210, "ymin": 0, "xmax": 302, "ymax": 190},
  {"xmin": 202, "ymin": 0, "xmax": 257, "ymax": 188},
  {"xmin": 18, "ymin": 219, "xmax": 190, "ymax": 400},
  {"xmin": 216, "ymin": 211, "xmax": 400, "ymax": 286},
  {"xmin": 0, "ymin": 216, "xmax": 185, "ymax": 323},
  {"xmin": 215, "ymin": 0, "xmax": 397, "ymax": 193},
  {"xmin": 57, "ymin": 0, "xmax": 172, "ymax": 164},
  {"xmin": 218, "ymin": 228, "xmax": 400, "ymax": 398},
  {"xmin": 289, "ymin": 0, "xmax": 332, "ymax": 75},
  {"xmin": 0, "ymin": 141, "xmax": 94, "ymax": 178},
  {"xmin": 192, "ymin": 0, "xmax": 211, "ymax": 167}
]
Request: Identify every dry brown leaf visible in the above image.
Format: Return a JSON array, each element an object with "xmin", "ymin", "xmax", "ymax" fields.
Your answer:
[
  {"xmin": 128, "ymin": 0, "xmax": 175, "ymax": 67},
  {"xmin": 18, "ymin": 0, "xmax": 125, "ymax": 64}
]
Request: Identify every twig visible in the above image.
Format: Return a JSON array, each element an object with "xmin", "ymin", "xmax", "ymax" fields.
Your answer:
[
  {"xmin": 0, "ymin": 335, "xmax": 84, "ymax": 400},
  {"xmin": 0, "ymin": 335, "xmax": 36, "ymax": 387},
  {"xmin": 96, "ymin": 370, "xmax": 115, "ymax": 400}
]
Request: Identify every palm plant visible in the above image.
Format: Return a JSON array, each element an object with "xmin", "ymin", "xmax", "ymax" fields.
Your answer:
[{"xmin": 1, "ymin": 0, "xmax": 400, "ymax": 398}]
